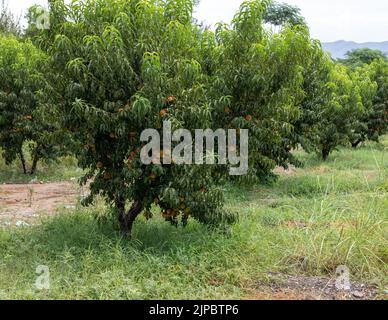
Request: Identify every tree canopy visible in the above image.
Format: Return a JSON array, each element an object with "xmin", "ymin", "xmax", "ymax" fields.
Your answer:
[{"xmin": 0, "ymin": 0, "xmax": 386, "ymax": 235}]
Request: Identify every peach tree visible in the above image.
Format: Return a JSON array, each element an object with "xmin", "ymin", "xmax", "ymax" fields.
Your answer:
[
  {"xmin": 0, "ymin": 35, "xmax": 67, "ymax": 174},
  {"xmin": 348, "ymin": 59, "xmax": 388, "ymax": 147},
  {"xmin": 210, "ymin": 0, "xmax": 314, "ymax": 180},
  {"xmin": 39, "ymin": 0, "xmax": 235, "ymax": 235},
  {"xmin": 283, "ymin": 39, "xmax": 377, "ymax": 160},
  {"xmin": 301, "ymin": 60, "xmax": 368, "ymax": 160}
]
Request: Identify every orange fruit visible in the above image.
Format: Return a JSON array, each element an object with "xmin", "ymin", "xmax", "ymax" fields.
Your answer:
[
  {"xmin": 224, "ymin": 106, "xmax": 231, "ymax": 114},
  {"xmin": 245, "ymin": 115, "xmax": 252, "ymax": 121},
  {"xmin": 96, "ymin": 161, "xmax": 104, "ymax": 169},
  {"xmin": 159, "ymin": 108, "xmax": 168, "ymax": 117},
  {"xmin": 167, "ymin": 96, "xmax": 176, "ymax": 103}
]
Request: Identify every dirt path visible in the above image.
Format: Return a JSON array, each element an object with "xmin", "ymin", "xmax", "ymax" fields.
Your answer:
[
  {"xmin": 0, "ymin": 182, "xmax": 84, "ymax": 225},
  {"xmin": 246, "ymin": 273, "xmax": 381, "ymax": 300}
]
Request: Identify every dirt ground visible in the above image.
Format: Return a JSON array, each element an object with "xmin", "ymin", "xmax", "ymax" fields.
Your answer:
[
  {"xmin": 273, "ymin": 165, "xmax": 297, "ymax": 176},
  {"xmin": 246, "ymin": 273, "xmax": 381, "ymax": 300},
  {"xmin": 0, "ymin": 181, "xmax": 84, "ymax": 225}
]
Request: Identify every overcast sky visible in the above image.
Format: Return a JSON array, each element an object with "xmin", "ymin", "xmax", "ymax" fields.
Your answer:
[{"xmin": 6, "ymin": 0, "xmax": 388, "ymax": 43}]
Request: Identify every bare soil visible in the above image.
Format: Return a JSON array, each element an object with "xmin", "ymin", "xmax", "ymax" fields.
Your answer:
[
  {"xmin": 0, "ymin": 181, "xmax": 84, "ymax": 224},
  {"xmin": 273, "ymin": 165, "xmax": 297, "ymax": 176},
  {"xmin": 247, "ymin": 273, "xmax": 380, "ymax": 300}
]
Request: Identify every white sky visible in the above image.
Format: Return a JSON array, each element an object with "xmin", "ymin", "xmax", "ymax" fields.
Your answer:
[{"xmin": 7, "ymin": 0, "xmax": 388, "ymax": 43}]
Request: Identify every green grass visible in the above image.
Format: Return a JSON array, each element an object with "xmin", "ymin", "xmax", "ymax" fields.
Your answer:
[
  {"xmin": 0, "ymin": 148, "xmax": 82, "ymax": 183},
  {"xmin": 0, "ymin": 138, "xmax": 387, "ymax": 299}
]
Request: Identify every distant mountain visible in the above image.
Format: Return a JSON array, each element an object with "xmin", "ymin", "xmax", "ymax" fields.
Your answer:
[{"xmin": 322, "ymin": 40, "xmax": 388, "ymax": 60}]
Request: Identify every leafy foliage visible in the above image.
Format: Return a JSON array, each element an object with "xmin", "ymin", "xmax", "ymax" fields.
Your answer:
[
  {"xmin": 341, "ymin": 51, "xmax": 388, "ymax": 146},
  {"xmin": 38, "ymin": 0, "xmax": 235, "ymax": 234},
  {"xmin": 358, "ymin": 60, "xmax": 388, "ymax": 143},
  {"xmin": 0, "ymin": 35, "xmax": 69, "ymax": 174},
  {"xmin": 211, "ymin": 0, "xmax": 314, "ymax": 177},
  {"xmin": 342, "ymin": 48, "xmax": 387, "ymax": 68},
  {"xmin": 263, "ymin": 0, "xmax": 305, "ymax": 27},
  {"xmin": 295, "ymin": 50, "xmax": 371, "ymax": 160},
  {"xmin": 2, "ymin": 0, "xmax": 386, "ymax": 236}
]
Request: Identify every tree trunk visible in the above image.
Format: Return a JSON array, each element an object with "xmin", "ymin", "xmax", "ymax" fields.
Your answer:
[
  {"xmin": 115, "ymin": 198, "xmax": 126, "ymax": 231},
  {"xmin": 351, "ymin": 139, "xmax": 362, "ymax": 149},
  {"xmin": 118, "ymin": 200, "xmax": 143, "ymax": 237},
  {"xmin": 30, "ymin": 153, "xmax": 39, "ymax": 175},
  {"xmin": 322, "ymin": 148, "xmax": 330, "ymax": 161},
  {"xmin": 19, "ymin": 150, "xmax": 27, "ymax": 174}
]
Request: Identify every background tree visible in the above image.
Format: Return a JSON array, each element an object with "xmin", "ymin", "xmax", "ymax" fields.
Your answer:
[
  {"xmin": 363, "ymin": 59, "xmax": 388, "ymax": 142},
  {"xmin": 0, "ymin": 35, "xmax": 68, "ymax": 174},
  {"xmin": 341, "ymin": 48, "xmax": 387, "ymax": 68},
  {"xmin": 290, "ymin": 40, "xmax": 332, "ymax": 154},
  {"xmin": 347, "ymin": 66, "xmax": 378, "ymax": 148},
  {"xmin": 0, "ymin": 0, "xmax": 21, "ymax": 36},
  {"xmin": 314, "ymin": 64, "xmax": 366, "ymax": 160},
  {"xmin": 291, "ymin": 44, "xmax": 377, "ymax": 160},
  {"xmin": 263, "ymin": 1, "xmax": 305, "ymax": 28},
  {"xmin": 341, "ymin": 49, "xmax": 388, "ymax": 146},
  {"xmin": 212, "ymin": 0, "xmax": 314, "ymax": 179}
]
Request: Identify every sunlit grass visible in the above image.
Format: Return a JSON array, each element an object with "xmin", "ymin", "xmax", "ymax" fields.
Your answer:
[{"xmin": 0, "ymin": 146, "xmax": 82, "ymax": 183}]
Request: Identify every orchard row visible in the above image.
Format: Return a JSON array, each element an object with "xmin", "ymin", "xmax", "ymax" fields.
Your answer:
[{"xmin": 0, "ymin": 0, "xmax": 387, "ymax": 235}]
